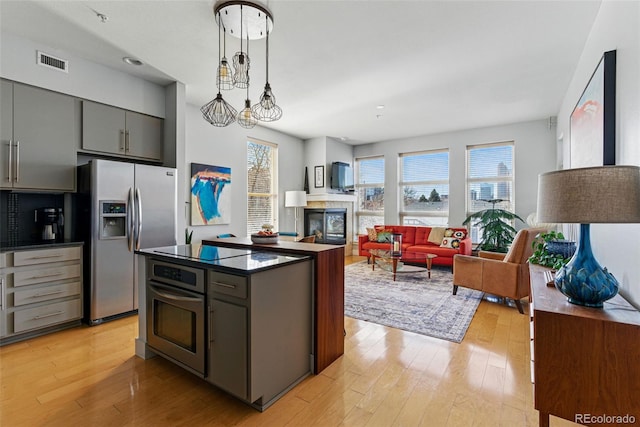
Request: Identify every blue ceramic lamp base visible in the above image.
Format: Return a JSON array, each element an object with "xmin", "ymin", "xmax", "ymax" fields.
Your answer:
[{"xmin": 554, "ymin": 224, "xmax": 618, "ymax": 308}]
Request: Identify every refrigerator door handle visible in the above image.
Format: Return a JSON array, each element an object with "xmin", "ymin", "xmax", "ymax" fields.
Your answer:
[
  {"xmin": 135, "ymin": 187, "xmax": 142, "ymax": 250},
  {"xmin": 127, "ymin": 187, "xmax": 134, "ymax": 252}
]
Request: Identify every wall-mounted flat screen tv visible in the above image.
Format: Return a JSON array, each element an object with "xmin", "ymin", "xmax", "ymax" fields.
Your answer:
[{"xmin": 330, "ymin": 162, "xmax": 354, "ymax": 192}]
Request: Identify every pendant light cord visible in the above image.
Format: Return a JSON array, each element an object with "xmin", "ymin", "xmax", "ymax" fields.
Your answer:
[
  {"xmin": 217, "ymin": 11, "xmax": 222, "ymax": 91},
  {"xmin": 265, "ymin": 14, "xmax": 269, "ymax": 83}
]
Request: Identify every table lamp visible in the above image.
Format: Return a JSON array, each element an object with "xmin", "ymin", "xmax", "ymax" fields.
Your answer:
[
  {"xmin": 285, "ymin": 190, "xmax": 307, "ymax": 238},
  {"xmin": 536, "ymin": 165, "xmax": 640, "ymax": 307}
]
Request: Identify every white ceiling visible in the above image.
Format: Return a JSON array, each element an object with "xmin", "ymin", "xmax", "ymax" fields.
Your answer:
[{"xmin": 0, "ymin": 0, "xmax": 601, "ymax": 145}]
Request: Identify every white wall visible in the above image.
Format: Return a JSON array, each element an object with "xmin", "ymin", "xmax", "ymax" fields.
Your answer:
[
  {"xmin": 354, "ymin": 119, "xmax": 557, "ymax": 227},
  {"xmin": 185, "ymin": 103, "xmax": 304, "ymax": 243},
  {"xmin": 556, "ymin": 1, "xmax": 640, "ymax": 308},
  {"xmin": 304, "ymin": 137, "xmax": 327, "ymax": 195},
  {"xmin": 0, "ymin": 33, "xmax": 165, "ymax": 117}
]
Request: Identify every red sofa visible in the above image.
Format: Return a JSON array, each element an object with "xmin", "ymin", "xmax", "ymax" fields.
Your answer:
[{"xmin": 357, "ymin": 225, "xmax": 472, "ymax": 268}]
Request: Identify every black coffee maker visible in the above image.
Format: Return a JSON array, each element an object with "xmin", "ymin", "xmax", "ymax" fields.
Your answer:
[{"xmin": 35, "ymin": 208, "xmax": 64, "ymax": 241}]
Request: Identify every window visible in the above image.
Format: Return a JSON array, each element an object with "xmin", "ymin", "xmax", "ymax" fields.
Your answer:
[
  {"xmin": 247, "ymin": 138, "xmax": 278, "ymax": 234},
  {"xmin": 466, "ymin": 141, "xmax": 515, "ymax": 243},
  {"xmin": 399, "ymin": 149, "xmax": 449, "ymax": 226},
  {"xmin": 355, "ymin": 156, "xmax": 384, "ymax": 236}
]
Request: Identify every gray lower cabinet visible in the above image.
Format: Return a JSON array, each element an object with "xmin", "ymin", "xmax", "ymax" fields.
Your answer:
[
  {"xmin": 82, "ymin": 100, "xmax": 163, "ymax": 162},
  {"xmin": 206, "ymin": 260, "xmax": 312, "ymax": 410},
  {"xmin": 0, "ymin": 245, "xmax": 83, "ymax": 344},
  {"xmin": 1, "ymin": 80, "xmax": 78, "ymax": 191}
]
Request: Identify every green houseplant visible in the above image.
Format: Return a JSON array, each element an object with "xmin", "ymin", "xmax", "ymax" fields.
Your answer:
[
  {"xmin": 463, "ymin": 198, "xmax": 523, "ymax": 253},
  {"xmin": 528, "ymin": 230, "xmax": 574, "ymax": 270}
]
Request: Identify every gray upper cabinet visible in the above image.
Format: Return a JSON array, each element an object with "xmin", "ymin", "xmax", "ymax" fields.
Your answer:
[
  {"xmin": 82, "ymin": 101, "xmax": 163, "ymax": 162},
  {"xmin": 1, "ymin": 81, "xmax": 77, "ymax": 191}
]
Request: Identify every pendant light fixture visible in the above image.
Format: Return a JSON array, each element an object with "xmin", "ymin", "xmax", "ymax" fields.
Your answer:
[
  {"xmin": 203, "ymin": 0, "xmax": 280, "ymax": 128},
  {"xmin": 201, "ymin": 10, "xmax": 237, "ymax": 127},
  {"xmin": 232, "ymin": 4, "xmax": 250, "ymax": 89},
  {"xmin": 251, "ymin": 14, "xmax": 282, "ymax": 122},
  {"xmin": 217, "ymin": 26, "xmax": 233, "ymax": 90},
  {"xmin": 237, "ymin": 35, "xmax": 257, "ymax": 128}
]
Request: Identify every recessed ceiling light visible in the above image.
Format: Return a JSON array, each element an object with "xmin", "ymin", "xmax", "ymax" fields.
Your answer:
[
  {"xmin": 376, "ymin": 105, "xmax": 385, "ymax": 109},
  {"xmin": 123, "ymin": 57, "xmax": 143, "ymax": 66}
]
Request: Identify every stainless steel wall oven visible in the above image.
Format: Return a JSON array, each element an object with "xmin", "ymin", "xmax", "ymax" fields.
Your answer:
[{"xmin": 146, "ymin": 259, "xmax": 205, "ymax": 377}]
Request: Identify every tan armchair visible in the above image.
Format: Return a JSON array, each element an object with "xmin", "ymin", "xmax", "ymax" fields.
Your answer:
[{"xmin": 452, "ymin": 227, "xmax": 547, "ymax": 314}]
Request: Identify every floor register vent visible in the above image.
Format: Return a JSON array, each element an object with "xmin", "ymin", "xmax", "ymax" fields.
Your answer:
[{"xmin": 37, "ymin": 50, "xmax": 69, "ymax": 73}]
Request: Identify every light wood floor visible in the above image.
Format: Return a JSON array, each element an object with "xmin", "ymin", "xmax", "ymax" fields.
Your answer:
[{"xmin": 0, "ymin": 256, "xmax": 579, "ymax": 426}]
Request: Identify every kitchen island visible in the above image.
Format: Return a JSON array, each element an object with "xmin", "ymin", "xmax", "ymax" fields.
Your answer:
[
  {"xmin": 135, "ymin": 243, "xmax": 312, "ymax": 411},
  {"xmin": 203, "ymin": 237, "xmax": 345, "ymax": 374}
]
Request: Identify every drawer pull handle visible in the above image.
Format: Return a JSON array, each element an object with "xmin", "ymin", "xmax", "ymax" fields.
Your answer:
[
  {"xmin": 32, "ymin": 290, "xmax": 64, "ymax": 298},
  {"xmin": 26, "ymin": 254, "xmax": 63, "ymax": 260},
  {"xmin": 33, "ymin": 310, "xmax": 65, "ymax": 320},
  {"xmin": 27, "ymin": 272, "xmax": 62, "ymax": 280},
  {"xmin": 212, "ymin": 281, "xmax": 236, "ymax": 289}
]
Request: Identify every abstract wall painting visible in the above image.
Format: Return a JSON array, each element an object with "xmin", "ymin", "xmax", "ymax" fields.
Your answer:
[
  {"xmin": 191, "ymin": 163, "xmax": 231, "ymax": 225},
  {"xmin": 570, "ymin": 50, "xmax": 616, "ymax": 167}
]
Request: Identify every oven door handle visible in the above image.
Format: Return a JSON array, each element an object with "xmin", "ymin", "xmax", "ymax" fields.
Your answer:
[{"xmin": 149, "ymin": 284, "xmax": 203, "ymax": 303}]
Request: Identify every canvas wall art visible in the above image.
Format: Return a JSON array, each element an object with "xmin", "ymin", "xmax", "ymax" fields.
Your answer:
[
  {"xmin": 191, "ymin": 163, "xmax": 231, "ymax": 225},
  {"xmin": 570, "ymin": 50, "xmax": 616, "ymax": 167}
]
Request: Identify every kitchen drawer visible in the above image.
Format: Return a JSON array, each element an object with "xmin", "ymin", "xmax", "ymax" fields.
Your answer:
[
  {"xmin": 208, "ymin": 271, "xmax": 247, "ymax": 299},
  {"xmin": 14, "ymin": 264, "xmax": 81, "ymax": 287},
  {"xmin": 13, "ymin": 246, "xmax": 81, "ymax": 266},
  {"xmin": 14, "ymin": 298, "xmax": 81, "ymax": 333},
  {"xmin": 14, "ymin": 281, "xmax": 81, "ymax": 306}
]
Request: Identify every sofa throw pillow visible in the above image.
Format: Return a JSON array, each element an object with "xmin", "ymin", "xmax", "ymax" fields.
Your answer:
[
  {"xmin": 427, "ymin": 227, "xmax": 446, "ymax": 245},
  {"xmin": 440, "ymin": 237, "xmax": 461, "ymax": 249},
  {"xmin": 451, "ymin": 229, "xmax": 467, "ymax": 239},
  {"xmin": 366, "ymin": 227, "xmax": 378, "ymax": 242},
  {"xmin": 377, "ymin": 231, "xmax": 393, "ymax": 243}
]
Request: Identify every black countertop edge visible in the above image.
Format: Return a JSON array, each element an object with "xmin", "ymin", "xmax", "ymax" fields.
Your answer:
[
  {"xmin": 136, "ymin": 247, "xmax": 311, "ymax": 276},
  {"xmin": 1, "ymin": 240, "xmax": 84, "ymax": 252}
]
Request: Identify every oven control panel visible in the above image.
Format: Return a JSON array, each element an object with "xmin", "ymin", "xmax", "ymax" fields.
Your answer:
[{"xmin": 149, "ymin": 260, "xmax": 205, "ymax": 294}]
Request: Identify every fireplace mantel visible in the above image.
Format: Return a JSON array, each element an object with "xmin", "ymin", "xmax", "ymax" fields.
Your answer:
[{"xmin": 307, "ymin": 193, "xmax": 356, "ymax": 202}]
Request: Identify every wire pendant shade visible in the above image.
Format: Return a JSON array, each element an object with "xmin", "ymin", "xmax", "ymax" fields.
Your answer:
[
  {"xmin": 201, "ymin": 93, "xmax": 238, "ymax": 127},
  {"xmin": 217, "ymin": 29, "xmax": 233, "ymax": 90},
  {"xmin": 251, "ymin": 83, "xmax": 282, "ymax": 121},
  {"xmin": 237, "ymin": 99, "xmax": 257, "ymax": 128},
  {"xmin": 251, "ymin": 15, "xmax": 282, "ymax": 122}
]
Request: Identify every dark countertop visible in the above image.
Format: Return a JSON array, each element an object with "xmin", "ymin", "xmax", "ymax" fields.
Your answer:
[
  {"xmin": 0, "ymin": 240, "xmax": 84, "ymax": 252},
  {"xmin": 136, "ymin": 243, "xmax": 311, "ymax": 274}
]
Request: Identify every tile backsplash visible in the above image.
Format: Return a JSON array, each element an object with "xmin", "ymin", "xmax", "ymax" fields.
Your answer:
[{"xmin": 1, "ymin": 191, "xmax": 65, "ymax": 244}]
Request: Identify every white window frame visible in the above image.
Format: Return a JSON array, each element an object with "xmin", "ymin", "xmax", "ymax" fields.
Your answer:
[
  {"xmin": 354, "ymin": 155, "xmax": 385, "ymax": 237},
  {"xmin": 247, "ymin": 138, "xmax": 278, "ymax": 235},
  {"xmin": 465, "ymin": 141, "xmax": 515, "ymax": 243},
  {"xmin": 399, "ymin": 148, "xmax": 450, "ymax": 227}
]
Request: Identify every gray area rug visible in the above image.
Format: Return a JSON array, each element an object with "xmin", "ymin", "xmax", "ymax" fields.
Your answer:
[{"xmin": 345, "ymin": 261, "xmax": 484, "ymax": 343}]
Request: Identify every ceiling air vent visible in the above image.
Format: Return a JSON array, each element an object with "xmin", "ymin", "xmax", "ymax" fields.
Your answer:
[{"xmin": 37, "ymin": 51, "xmax": 68, "ymax": 73}]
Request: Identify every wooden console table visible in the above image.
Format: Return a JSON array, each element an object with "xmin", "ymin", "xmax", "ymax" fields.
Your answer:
[
  {"xmin": 530, "ymin": 264, "xmax": 640, "ymax": 426},
  {"xmin": 203, "ymin": 238, "xmax": 345, "ymax": 374}
]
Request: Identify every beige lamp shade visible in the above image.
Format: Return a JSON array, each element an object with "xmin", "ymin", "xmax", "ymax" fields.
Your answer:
[
  {"xmin": 285, "ymin": 190, "xmax": 307, "ymax": 207},
  {"xmin": 537, "ymin": 165, "xmax": 640, "ymax": 224}
]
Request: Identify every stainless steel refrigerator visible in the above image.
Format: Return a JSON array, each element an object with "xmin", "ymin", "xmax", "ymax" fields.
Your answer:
[{"xmin": 77, "ymin": 159, "xmax": 177, "ymax": 325}]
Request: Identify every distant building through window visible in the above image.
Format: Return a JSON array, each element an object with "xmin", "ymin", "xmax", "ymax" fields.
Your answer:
[{"xmin": 466, "ymin": 141, "xmax": 515, "ymax": 243}]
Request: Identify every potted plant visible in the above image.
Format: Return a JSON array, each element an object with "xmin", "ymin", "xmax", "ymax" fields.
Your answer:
[
  {"xmin": 463, "ymin": 198, "xmax": 523, "ymax": 253},
  {"xmin": 528, "ymin": 230, "xmax": 575, "ymax": 270}
]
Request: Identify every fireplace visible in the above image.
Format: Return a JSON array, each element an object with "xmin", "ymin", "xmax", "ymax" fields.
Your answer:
[{"xmin": 303, "ymin": 208, "xmax": 347, "ymax": 245}]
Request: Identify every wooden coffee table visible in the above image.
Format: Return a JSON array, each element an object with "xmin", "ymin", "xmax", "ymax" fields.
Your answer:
[{"xmin": 369, "ymin": 250, "xmax": 438, "ymax": 281}]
